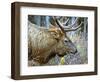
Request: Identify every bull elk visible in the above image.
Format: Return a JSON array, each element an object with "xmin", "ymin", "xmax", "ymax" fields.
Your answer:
[{"xmin": 28, "ymin": 17, "xmax": 83, "ymax": 65}]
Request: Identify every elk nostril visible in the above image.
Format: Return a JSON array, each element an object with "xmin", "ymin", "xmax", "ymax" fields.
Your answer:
[{"xmin": 70, "ymin": 49, "xmax": 77, "ymax": 54}]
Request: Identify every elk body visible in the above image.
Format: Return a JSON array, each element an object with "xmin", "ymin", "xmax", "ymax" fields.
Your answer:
[{"xmin": 28, "ymin": 17, "xmax": 82, "ymax": 65}]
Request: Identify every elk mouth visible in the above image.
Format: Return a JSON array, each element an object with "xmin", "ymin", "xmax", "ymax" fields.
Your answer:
[
  {"xmin": 57, "ymin": 49, "xmax": 78, "ymax": 57},
  {"xmin": 57, "ymin": 52, "xmax": 67, "ymax": 57}
]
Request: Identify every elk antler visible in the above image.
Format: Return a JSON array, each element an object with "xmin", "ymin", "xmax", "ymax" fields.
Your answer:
[
  {"xmin": 64, "ymin": 22, "xmax": 83, "ymax": 32},
  {"xmin": 53, "ymin": 17, "xmax": 83, "ymax": 32},
  {"xmin": 57, "ymin": 17, "xmax": 79, "ymax": 29}
]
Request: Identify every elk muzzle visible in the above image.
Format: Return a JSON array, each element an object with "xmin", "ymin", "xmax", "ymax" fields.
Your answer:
[{"xmin": 64, "ymin": 38, "xmax": 77, "ymax": 54}]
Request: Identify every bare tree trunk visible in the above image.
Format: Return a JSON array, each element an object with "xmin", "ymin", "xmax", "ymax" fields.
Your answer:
[
  {"xmin": 34, "ymin": 16, "xmax": 41, "ymax": 26},
  {"xmin": 45, "ymin": 16, "xmax": 49, "ymax": 28},
  {"xmin": 84, "ymin": 18, "xmax": 87, "ymax": 40}
]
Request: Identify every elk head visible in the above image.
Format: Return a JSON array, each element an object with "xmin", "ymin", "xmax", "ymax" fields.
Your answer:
[{"xmin": 50, "ymin": 17, "xmax": 83, "ymax": 56}]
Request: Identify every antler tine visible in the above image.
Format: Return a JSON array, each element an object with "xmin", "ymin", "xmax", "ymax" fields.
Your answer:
[
  {"xmin": 53, "ymin": 16, "xmax": 65, "ymax": 33},
  {"xmin": 64, "ymin": 22, "xmax": 83, "ymax": 32},
  {"xmin": 58, "ymin": 17, "xmax": 79, "ymax": 29},
  {"xmin": 52, "ymin": 16, "xmax": 83, "ymax": 33},
  {"xmin": 62, "ymin": 18, "xmax": 70, "ymax": 25}
]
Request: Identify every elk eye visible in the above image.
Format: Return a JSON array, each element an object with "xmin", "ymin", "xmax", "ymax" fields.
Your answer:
[
  {"xmin": 65, "ymin": 40, "xmax": 68, "ymax": 42},
  {"xmin": 64, "ymin": 40, "xmax": 68, "ymax": 43},
  {"xmin": 64, "ymin": 38, "xmax": 69, "ymax": 42}
]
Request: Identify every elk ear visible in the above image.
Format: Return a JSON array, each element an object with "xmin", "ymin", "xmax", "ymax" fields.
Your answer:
[{"xmin": 48, "ymin": 28, "xmax": 63, "ymax": 41}]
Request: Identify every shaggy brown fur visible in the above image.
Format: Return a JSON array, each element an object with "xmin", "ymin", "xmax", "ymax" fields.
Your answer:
[{"xmin": 28, "ymin": 21, "xmax": 77, "ymax": 65}]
